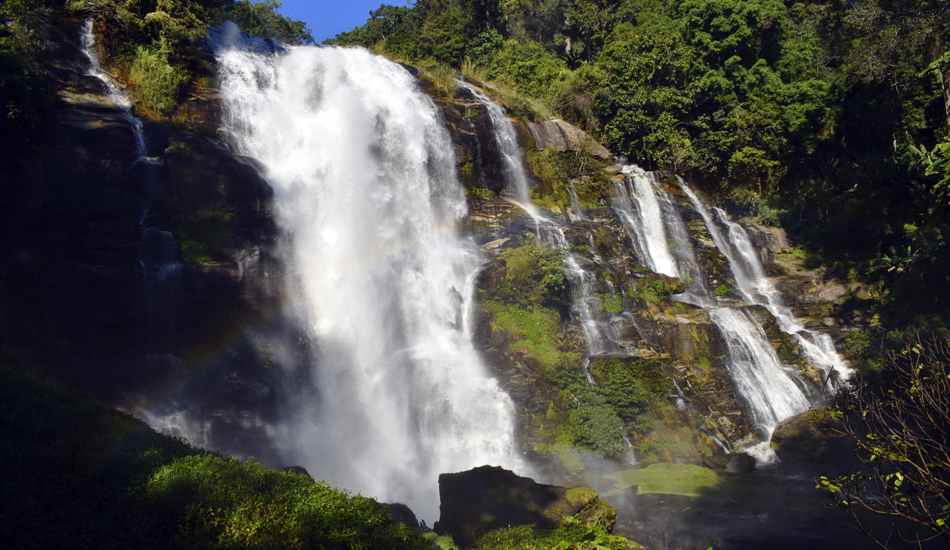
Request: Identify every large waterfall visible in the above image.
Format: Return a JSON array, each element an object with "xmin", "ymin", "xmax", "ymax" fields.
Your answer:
[{"xmin": 211, "ymin": 25, "xmax": 522, "ymax": 521}]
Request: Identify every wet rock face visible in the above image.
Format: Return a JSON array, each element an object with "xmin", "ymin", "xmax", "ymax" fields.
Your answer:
[
  {"xmin": 0, "ymin": 16, "xmax": 281, "ymax": 443},
  {"xmin": 434, "ymin": 83, "xmax": 542, "ymax": 195}
]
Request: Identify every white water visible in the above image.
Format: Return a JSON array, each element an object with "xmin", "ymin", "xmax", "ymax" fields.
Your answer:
[
  {"xmin": 542, "ymin": 223, "xmax": 612, "ymax": 356},
  {"xmin": 80, "ymin": 20, "xmax": 146, "ymax": 159},
  {"xmin": 457, "ymin": 80, "xmax": 534, "ymax": 212},
  {"xmin": 212, "ymin": 25, "xmax": 523, "ymax": 522},
  {"xmin": 677, "ymin": 180, "xmax": 853, "ymax": 385},
  {"xmin": 613, "ymin": 166, "xmax": 678, "ymax": 278},
  {"xmin": 616, "ymin": 167, "xmax": 817, "ymax": 461}
]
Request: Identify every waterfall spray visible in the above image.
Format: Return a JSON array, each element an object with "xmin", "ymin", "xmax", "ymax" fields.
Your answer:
[{"xmin": 212, "ymin": 25, "xmax": 523, "ymax": 521}]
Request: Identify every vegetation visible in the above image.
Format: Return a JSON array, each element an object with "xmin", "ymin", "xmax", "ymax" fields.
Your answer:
[
  {"xmin": 472, "ymin": 506, "xmax": 638, "ymax": 550},
  {"xmin": 0, "ymin": 0, "xmax": 53, "ymax": 165},
  {"xmin": 224, "ymin": 0, "xmax": 313, "ymax": 44},
  {"xmin": 333, "ymin": 0, "xmax": 950, "ymax": 329},
  {"xmin": 818, "ymin": 334, "xmax": 950, "ymax": 547},
  {"xmin": 0, "ymin": 364, "xmax": 428, "ymax": 549},
  {"xmin": 0, "ymin": 0, "xmax": 311, "ymax": 141}
]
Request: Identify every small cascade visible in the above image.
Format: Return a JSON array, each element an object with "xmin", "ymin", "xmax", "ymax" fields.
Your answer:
[
  {"xmin": 566, "ymin": 182, "xmax": 587, "ymax": 221},
  {"xmin": 456, "ymin": 80, "xmax": 534, "ymax": 211},
  {"xmin": 213, "ymin": 26, "xmax": 523, "ymax": 521},
  {"xmin": 542, "ymin": 223, "xmax": 614, "ymax": 357},
  {"xmin": 81, "ymin": 20, "xmax": 146, "ymax": 159},
  {"xmin": 612, "ymin": 166, "xmax": 678, "ymax": 278},
  {"xmin": 677, "ymin": 179, "xmax": 853, "ymax": 385},
  {"xmin": 707, "ymin": 308, "xmax": 810, "ymax": 431},
  {"xmin": 612, "ymin": 166, "xmax": 710, "ymax": 304},
  {"xmin": 459, "ymin": 79, "xmax": 618, "ymax": 359},
  {"xmin": 81, "ymin": 20, "xmax": 179, "ymax": 352}
]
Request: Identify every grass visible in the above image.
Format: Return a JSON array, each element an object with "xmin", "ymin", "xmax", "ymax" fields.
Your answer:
[
  {"xmin": 480, "ymin": 300, "xmax": 577, "ymax": 376},
  {"xmin": 603, "ymin": 463, "xmax": 720, "ymax": 498},
  {"xmin": 417, "ymin": 61, "xmax": 458, "ymax": 99}
]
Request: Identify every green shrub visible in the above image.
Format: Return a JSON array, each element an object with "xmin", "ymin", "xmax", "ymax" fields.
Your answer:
[
  {"xmin": 130, "ymin": 45, "xmax": 185, "ymax": 115},
  {"xmin": 636, "ymin": 279, "xmax": 671, "ymax": 302},
  {"xmin": 493, "ymin": 235, "xmax": 567, "ymax": 306},
  {"xmin": 418, "ymin": 61, "xmax": 458, "ymax": 99}
]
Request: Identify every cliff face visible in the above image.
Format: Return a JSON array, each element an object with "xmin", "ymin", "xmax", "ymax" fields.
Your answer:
[{"xmin": 0, "ymin": 15, "xmax": 288, "ymax": 463}]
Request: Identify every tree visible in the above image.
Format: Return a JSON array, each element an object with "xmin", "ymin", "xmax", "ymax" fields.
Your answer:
[
  {"xmin": 225, "ymin": 0, "xmax": 314, "ymax": 45},
  {"xmin": 818, "ymin": 334, "xmax": 950, "ymax": 547}
]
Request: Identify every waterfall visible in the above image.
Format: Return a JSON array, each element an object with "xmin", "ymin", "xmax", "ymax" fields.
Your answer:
[
  {"xmin": 615, "ymin": 166, "xmax": 816, "ymax": 461},
  {"xmin": 456, "ymin": 80, "xmax": 534, "ymax": 211},
  {"xmin": 677, "ymin": 180, "xmax": 853, "ymax": 384},
  {"xmin": 212, "ymin": 25, "xmax": 523, "ymax": 522},
  {"xmin": 80, "ymin": 20, "xmax": 146, "ymax": 159},
  {"xmin": 612, "ymin": 166, "xmax": 678, "ymax": 278},
  {"xmin": 612, "ymin": 166, "xmax": 709, "ymax": 302},
  {"xmin": 543, "ymin": 223, "xmax": 613, "ymax": 357}
]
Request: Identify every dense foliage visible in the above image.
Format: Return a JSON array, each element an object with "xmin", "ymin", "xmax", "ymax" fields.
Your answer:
[
  {"xmin": 0, "ymin": 1, "xmax": 311, "ymax": 128},
  {"xmin": 0, "ymin": 364, "xmax": 429, "ymax": 550},
  {"xmin": 336, "ymin": 0, "xmax": 950, "ymax": 328}
]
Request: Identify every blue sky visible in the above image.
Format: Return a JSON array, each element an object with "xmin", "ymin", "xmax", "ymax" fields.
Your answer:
[{"xmin": 274, "ymin": 1, "xmax": 408, "ymax": 44}]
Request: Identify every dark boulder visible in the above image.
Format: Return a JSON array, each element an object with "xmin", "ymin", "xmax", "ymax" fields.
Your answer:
[
  {"xmin": 433, "ymin": 465, "xmax": 610, "ymax": 548},
  {"xmin": 770, "ymin": 407, "xmax": 852, "ymax": 467}
]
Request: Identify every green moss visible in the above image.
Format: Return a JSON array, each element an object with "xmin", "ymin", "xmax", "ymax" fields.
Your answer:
[
  {"xmin": 598, "ymin": 292, "xmax": 623, "ymax": 313},
  {"xmin": 467, "ymin": 186, "xmax": 495, "ymax": 199},
  {"xmin": 635, "ymin": 279, "xmax": 673, "ymax": 302},
  {"xmin": 604, "ymin": 463, "xmax": 720, "ymax": 497},
  {"xmin": 480, "ymin": 300, "xmax": 575, "ymax": 376},
  {"xmin": 176, "ymin": 210, "xmax": 235, "ymax": 264},
  {"xmin": 565, "ymin": 487, "xmax": 598, "ymax": 507},
  {"xmin": 714, "ymin": 284, "xmax": 731, "ymax": 296}
]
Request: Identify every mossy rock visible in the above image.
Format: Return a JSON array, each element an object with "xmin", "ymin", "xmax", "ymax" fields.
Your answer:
[
  {"xmin": 770, "ymin": 407, "xmax": 851, "ymax": 465},
  {"xmin": 434, "ymin": 466, "xmax": 609, "ymax": 548}
]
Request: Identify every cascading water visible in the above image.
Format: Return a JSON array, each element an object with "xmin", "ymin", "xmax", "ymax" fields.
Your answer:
[
  {"xmin": 612, "ymin": 166, "xmax": 710, "ymax": 303},
  {"xmin": 456, "ymin": 79, "xmax": 615, "ymax": 358},
  {"xmin": 457, "ymin": 80, "xmax": 534, "ymax": 211},
  {"xmin": 614, "ymin": 166, "xmax": 815, "ymax": 461},
  {"xmin": 81, "ymin": 20, "xmax": 179, "ymax": 350},
  {"xmin": 612, "ymin": 166, "xmax": 679, "ymax": 278},
  {"xmin": 80, "ymin": 20, "xmax": 146, "ymax": 159},
  {"xmin": 677, "ymin": 180, "xmax": 853, "ymax": 386},
  {"xmin": 211, "ymin": 24, "xmax": 523, "ymax": 522}
]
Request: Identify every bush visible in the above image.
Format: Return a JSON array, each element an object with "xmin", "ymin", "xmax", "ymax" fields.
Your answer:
[
  {"xmin": 494, "ymin": 235, "xmax": 568, "ymax": 307},
  {"xmin": 130, "ymin": 46, "xmax": 185, "ymax": 115}
]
